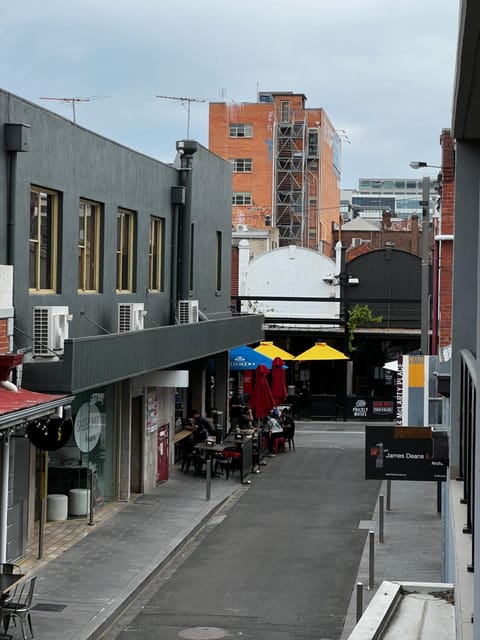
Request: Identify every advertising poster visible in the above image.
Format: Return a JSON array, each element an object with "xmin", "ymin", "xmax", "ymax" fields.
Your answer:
[{"xmin": 365, "ymin": 425, "xmax": 448, "ymax": 481}]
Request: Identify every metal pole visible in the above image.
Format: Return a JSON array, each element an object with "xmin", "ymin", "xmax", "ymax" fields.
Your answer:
[
  {"xmin": 421, "ymin": 176, "xmax": 430, "ymax": 355},
  {"xmin": 88, "ymin": 470, "xmax": 95, "ymax": 526},
  {"xmin": 379, "ymin": 495, "xmax": 384, "ymax": 543},
  {"xmin": 437, "ymin": 480, "xmax": 442, "ymax": 514},
  {"xmin": 356, "ymin": 582, "xmax": 364, "ymax": 622},
  {"xmin": 206, "ymin": 459, "xmax": 212, "ymax": 501},
  {"xmin": 368, "ymin": 530, "xmax": 375, "ymax": 589},
  {"xmin": 386, "ymin": 479, "xmax": 391, "ymax": 511},
  {"xmin": 38, "ymin": 498, "xmax": 45, "ymax": 559}
]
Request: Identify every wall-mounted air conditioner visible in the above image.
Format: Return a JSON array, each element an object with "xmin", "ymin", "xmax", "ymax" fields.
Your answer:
[
  {"xmin": 177, "ymin": 300, "xmax": 199, "ymax": 324},
  {"xmin": 32, "ymin": 306, "xmax": 71, "ymax": 357},
  {"xmin": 236, "ymin": 224, "xmax": 248, "ymax": 232},
  {"xmin": 118, "ymin": 302, "xmax": 146, "ymax": 332},
  {"xmin": 351, "ymin": 237, "xmax": 363, "ymax": 248}
]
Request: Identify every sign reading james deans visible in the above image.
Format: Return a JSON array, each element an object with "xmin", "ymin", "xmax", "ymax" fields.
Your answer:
[{"xmin": 365, "ymin": 425, "xmax": 448, "ymax": 481}]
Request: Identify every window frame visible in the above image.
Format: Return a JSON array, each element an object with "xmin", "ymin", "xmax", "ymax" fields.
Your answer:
[
  {"xmin": 148, "ymin": 216, "xmax": 165, "ymax": 292},
  {"xmin": 215, "ymin": 230, "xmax": 222, "ymax": 292},
  {"xmin": 29, "ymin": 186, "xmax": 59, "ymax": 293},
  {"xmin": 232, "ymin": 192, "xmax": 253, "ymax": 206},
  {"xmin": 231, "ymin": 158, "xmax": 253, "ymax": 172},
  {"xmin": 229, "ymin": 123, "xmax": 253, "ymax": 138},
  {"xmin": 78, "ymin": 199, "xmax": 102, "ymax": 293},
  {"xmin": 116, "ymin": 208, "xmax": 136, "ymax": 293}
]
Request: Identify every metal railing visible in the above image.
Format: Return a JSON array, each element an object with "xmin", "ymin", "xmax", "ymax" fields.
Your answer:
[{"xmin": 459, "ymin": 348, "xmax": 477, "ymax": 572}]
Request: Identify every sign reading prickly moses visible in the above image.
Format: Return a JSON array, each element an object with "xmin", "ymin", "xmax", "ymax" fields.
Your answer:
[{"xmin": 365, "ymin": 425, "xmax": 448, "ymax": 481}]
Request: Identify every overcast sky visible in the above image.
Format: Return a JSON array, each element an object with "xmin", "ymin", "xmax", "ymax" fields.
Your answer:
[{"xmin": 0, "ymin": 0, "xmax": 459, "ymax": 188}]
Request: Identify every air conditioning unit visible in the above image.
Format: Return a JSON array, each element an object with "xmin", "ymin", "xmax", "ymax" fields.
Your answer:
[
  {"xmin": 236, "ymin": 224, "xmax": 248, "ymax": 232},
  {"xmin": 32, "ymin": 306, "xmax": 70, "ymax": 357},
  {"xmin": 177, "ymin": 300, "xmax": 199, "ymax": 324},
  {"xmin": 351, "ymin": 237, "xmax": 363, "ymax": 248},
  {"xmin": 118, "ymin": 302, "xmax": 146, "ymax": 332}
]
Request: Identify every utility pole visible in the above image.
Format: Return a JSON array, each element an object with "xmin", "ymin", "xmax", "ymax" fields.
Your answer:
[
  {"xmin": 155, "ymin": 95, "xmax": 206, "ymax": 138},
  {"xmin": 39, "ymin": 96, "xmax": 108, "ymax": 123}
]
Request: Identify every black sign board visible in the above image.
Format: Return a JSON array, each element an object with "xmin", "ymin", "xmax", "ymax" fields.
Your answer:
[
  {"xmin": 346, "ymin": 397, "xmax": 395, "ymax": 420},
  {"xmin": 365, "ymin": 425, "xmax": 448, "ymax": 481}
]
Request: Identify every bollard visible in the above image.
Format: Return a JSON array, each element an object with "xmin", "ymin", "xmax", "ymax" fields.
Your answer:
[
  {"xmin": 38, "ymin": 498, "xmax": 45, "ymax": 560},
  {"xmin": 368, "ymin": 530, "xmax": 375, "ymax": 589},
  {"xmin": 379, "ymin": 494, "xmax": 384, "ymax": 543},
  {"xmin": 356, "ymin": 582, "xmax": 364, "ymax": 622},
  {"xmin": 206, "ymin": 459, "xmax": 212, "ymax": 501},
  {"xmin": 386, "ymin": 479, "xmax": 391, "ymax": 511},
  {"xmin": 88, "ymin": 469, "xmax": 95, "ymax": 526}
]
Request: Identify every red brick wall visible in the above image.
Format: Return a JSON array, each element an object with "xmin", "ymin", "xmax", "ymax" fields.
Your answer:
[
  {"xmin": 0, "ymin": 319, "xmax": 9, "ymax": 353},
  {"xmin": 209, "ymin": 96, "xmax": 340, "ymax": 252},
  {"xmin": 438, "ymin": 129, "xmax": 455, "ymax": 351}
]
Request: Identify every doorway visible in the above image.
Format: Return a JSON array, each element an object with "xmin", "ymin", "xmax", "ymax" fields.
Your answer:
[{"xmin": 130, "ymin": 396, "xmax": 143, "ymax": 494}]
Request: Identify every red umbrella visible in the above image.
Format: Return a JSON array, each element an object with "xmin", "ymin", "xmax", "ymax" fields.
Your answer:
[
  {"xmin": 248, "ymin": 364, "xmax": 275, "ymax": 419},
  {"xmin": 271, "ymin": 357, "xmax": 287, "ymax": 405}
]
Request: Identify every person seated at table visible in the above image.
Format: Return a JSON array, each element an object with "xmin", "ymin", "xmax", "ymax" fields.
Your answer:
[
  {"xmin": 191, "ymin": 409, "xmax": 216, "ymax": 442},
  {"xmin": 236, "ymin": 406, "xmax": 254, "ymax": 434},
  {"xmin": 265, "ymin": 410, "xmax": 283, "ymax": 454}
]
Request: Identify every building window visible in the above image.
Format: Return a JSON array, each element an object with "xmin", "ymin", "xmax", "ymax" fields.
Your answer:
[
  {"xmin": 29, "ymin": 187, "xmax": 58, "ymax": 292},
  {"xmin": 216, "ymin": 231, "xmax": 222, "ymax": 292},
  {"xmin": 232, "ymin": 158, "xmax": 252, "ymax": 172},
  {"xmin": 308, "ymin": 129, "xmax": 319, "ymax": 157},
  {"xmin": 189, "ymin": 223, "xmax": 195, "ymax": 291},
  {"xmin": 232, "ymin": 192, "xmax": 252, "ymax": 205},
  {"xmin": 117, "ymin": 209, "xmax": 135, "ymax": 292},
  {"xmin": 280, "ymin": 101, "xmax": 290, "ymax": 123},
  {"xmin": 149, "ymin": 216, "xmax": 164, "ymax": 291},
  {"xmin": 78, "ymin": 200, "xmax": 102, "ymax": 292},
  {"xmin": 229, "ymin": 123, "xmax": 253, "ymax": 138}
]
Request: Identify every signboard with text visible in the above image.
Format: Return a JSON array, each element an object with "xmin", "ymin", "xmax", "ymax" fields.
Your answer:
[
  {"xmin": 346, "ymin": 397, "xmax": 395, "ymax": 420},
  {"xmin": 365, "ymin": 425, "xmax": 448, "ymax": 481}
]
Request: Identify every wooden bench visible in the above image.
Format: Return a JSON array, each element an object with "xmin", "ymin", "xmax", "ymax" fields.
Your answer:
[{"xmin": 174, "ymin": 429, "xmax": 193, "ymax": 443}]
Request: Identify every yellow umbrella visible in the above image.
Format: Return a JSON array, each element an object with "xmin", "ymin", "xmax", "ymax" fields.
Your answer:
[
  {"xmin": 294, "ymin": 342, "xmax": 348, "ymax": 361},
  {"xmin": 254, "ymin": 341, "xmax": 295, "ymax": 361}
]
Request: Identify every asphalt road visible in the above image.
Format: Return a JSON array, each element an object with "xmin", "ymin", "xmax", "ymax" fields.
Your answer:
[{"xmin": 103, "ymin": 422, "xmax": 380, "ymax": 640}]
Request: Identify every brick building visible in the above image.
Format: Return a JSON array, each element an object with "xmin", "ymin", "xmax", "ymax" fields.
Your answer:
[
  {"xmin": 333, "ymin": 210, "xmax": 428, "ymax": 261},
  {"xmin": 435, "ymin": 129, "xmax": 454, "ymax": 357},
  {"xmin": 209, "ymin": 91, "xmax": 341, "ymax": 255}
]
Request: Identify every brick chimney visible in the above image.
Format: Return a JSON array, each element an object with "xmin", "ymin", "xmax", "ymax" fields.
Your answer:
[{"xmin": 382, "ymin": 210, "xmax": 392, "ymax": 229}]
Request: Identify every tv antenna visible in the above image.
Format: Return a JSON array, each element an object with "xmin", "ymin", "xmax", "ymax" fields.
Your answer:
[
  {"xmin": 155, "ymin": 94, "xmax": 206, "ymax": 138},
  {"xmin": 39, "ymin": 96, "xmax": 109, "ymax": 123}
]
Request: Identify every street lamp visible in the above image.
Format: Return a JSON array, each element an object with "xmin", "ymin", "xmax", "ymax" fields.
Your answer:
[{"xmin": 410, "ymin": 161, "xmax": 440, "ymax": 355}]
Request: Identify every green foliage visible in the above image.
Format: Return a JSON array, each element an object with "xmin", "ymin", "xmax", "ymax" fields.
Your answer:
[{"xmin": 346, "ymin": 304, "xmax": 383, "ymax": 354}]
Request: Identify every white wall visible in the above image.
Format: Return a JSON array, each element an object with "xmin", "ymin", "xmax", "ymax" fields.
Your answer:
[{"xmin": 239, "ymin": 243, "xmax": 340, "ymax": 320}]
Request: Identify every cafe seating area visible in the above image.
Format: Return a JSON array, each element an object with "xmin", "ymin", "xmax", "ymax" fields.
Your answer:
[
  {"xmin": 0, "ymin": 563, "xmax": 36, "ymax": 640},
  {"xmin": 175, "ymin": 412, "xmax": 293, "ymax": 485}
]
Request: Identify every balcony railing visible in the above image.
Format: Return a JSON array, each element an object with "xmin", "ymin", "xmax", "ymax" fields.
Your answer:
[{"xmin": 459, "ymin": 348, "xmax": 477, "ymax": 572}]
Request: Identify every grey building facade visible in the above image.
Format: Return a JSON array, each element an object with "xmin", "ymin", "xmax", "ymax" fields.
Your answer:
[{"xmin": 0, "ymin": 89, "xmax": 262, "ymax": 559}]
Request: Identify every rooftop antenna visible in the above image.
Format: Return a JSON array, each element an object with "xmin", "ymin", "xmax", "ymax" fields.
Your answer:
[
  {"xmin": 336, "ymin": 129, "xmax": 351, "ymax": 144},
  {"xmin": 39, "ymin": 96, "xmax": 109, "ymax": 123},
  {"xmin": 155, "ymin": 94, "xmax": 206, "ymax": 138}
]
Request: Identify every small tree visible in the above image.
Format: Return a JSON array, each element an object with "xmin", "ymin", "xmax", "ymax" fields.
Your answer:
[{"xmin": 346, "ymin": 304, "xmax": 383, "ymax": 354}]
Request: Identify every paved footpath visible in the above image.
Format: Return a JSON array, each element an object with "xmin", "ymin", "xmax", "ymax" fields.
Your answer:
[
  {"xmin": 341, "ymin": 478, "xmax": 443, "ymax": 639},
  {"xmin": 31, "ymin": 471, "xmax": 240, "ymax": 640}
]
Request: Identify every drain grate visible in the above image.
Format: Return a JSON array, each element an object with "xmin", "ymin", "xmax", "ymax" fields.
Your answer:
[{"xmin": 32, "ymin": 603, "xmax": 66, "ymax": 612}]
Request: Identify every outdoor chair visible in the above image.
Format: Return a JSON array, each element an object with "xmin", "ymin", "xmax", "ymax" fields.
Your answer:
[
  {"xmin": 0, "ymin": 575, "xmax": 36, "ymax": 640},
  {"xmin": 0, "ymin": 563, "xmax": 21, "ymax": 606}
]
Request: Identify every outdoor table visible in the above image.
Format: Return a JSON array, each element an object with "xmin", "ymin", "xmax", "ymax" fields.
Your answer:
[
  {"xmin": 0, "ymin": 573, "xmax": 24, "ymax": 595},
  {"xmin": 222, "ymin": 435, "xmax": 253, "ymax": 483}
]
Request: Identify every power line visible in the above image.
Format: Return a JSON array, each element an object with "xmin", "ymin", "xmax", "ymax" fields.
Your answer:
[
  {"xmin": 39, "ymin": 96, "xmax": 109, "ymax": 123},
  {"xmin": 155, "ymin": 94, "xmax": 206, "ymax": 138}
]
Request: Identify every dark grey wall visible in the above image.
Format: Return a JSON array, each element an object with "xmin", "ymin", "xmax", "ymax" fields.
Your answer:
[
  {"xmin": 347, "ymin": 249, "xmax": 423, "ymax": 329},
  {"xmin": 0, "ymin": 90, "xmax": 233, "ymax": 350}
]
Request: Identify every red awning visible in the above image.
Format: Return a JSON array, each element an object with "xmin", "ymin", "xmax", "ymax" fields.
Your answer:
[{"xmin": 0, "ymin": 387, "xmax": 72, "ymax": 429}]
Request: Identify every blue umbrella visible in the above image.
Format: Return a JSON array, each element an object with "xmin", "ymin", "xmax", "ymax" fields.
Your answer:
[{"xmin": 229, "ymin": 346, "xmax": 274, "ymax": 371}]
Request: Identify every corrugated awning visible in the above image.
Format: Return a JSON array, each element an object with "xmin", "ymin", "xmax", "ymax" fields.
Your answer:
[{"xmin": 0, "ymin": 387, "xmax": 73, "ymax": 429}]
